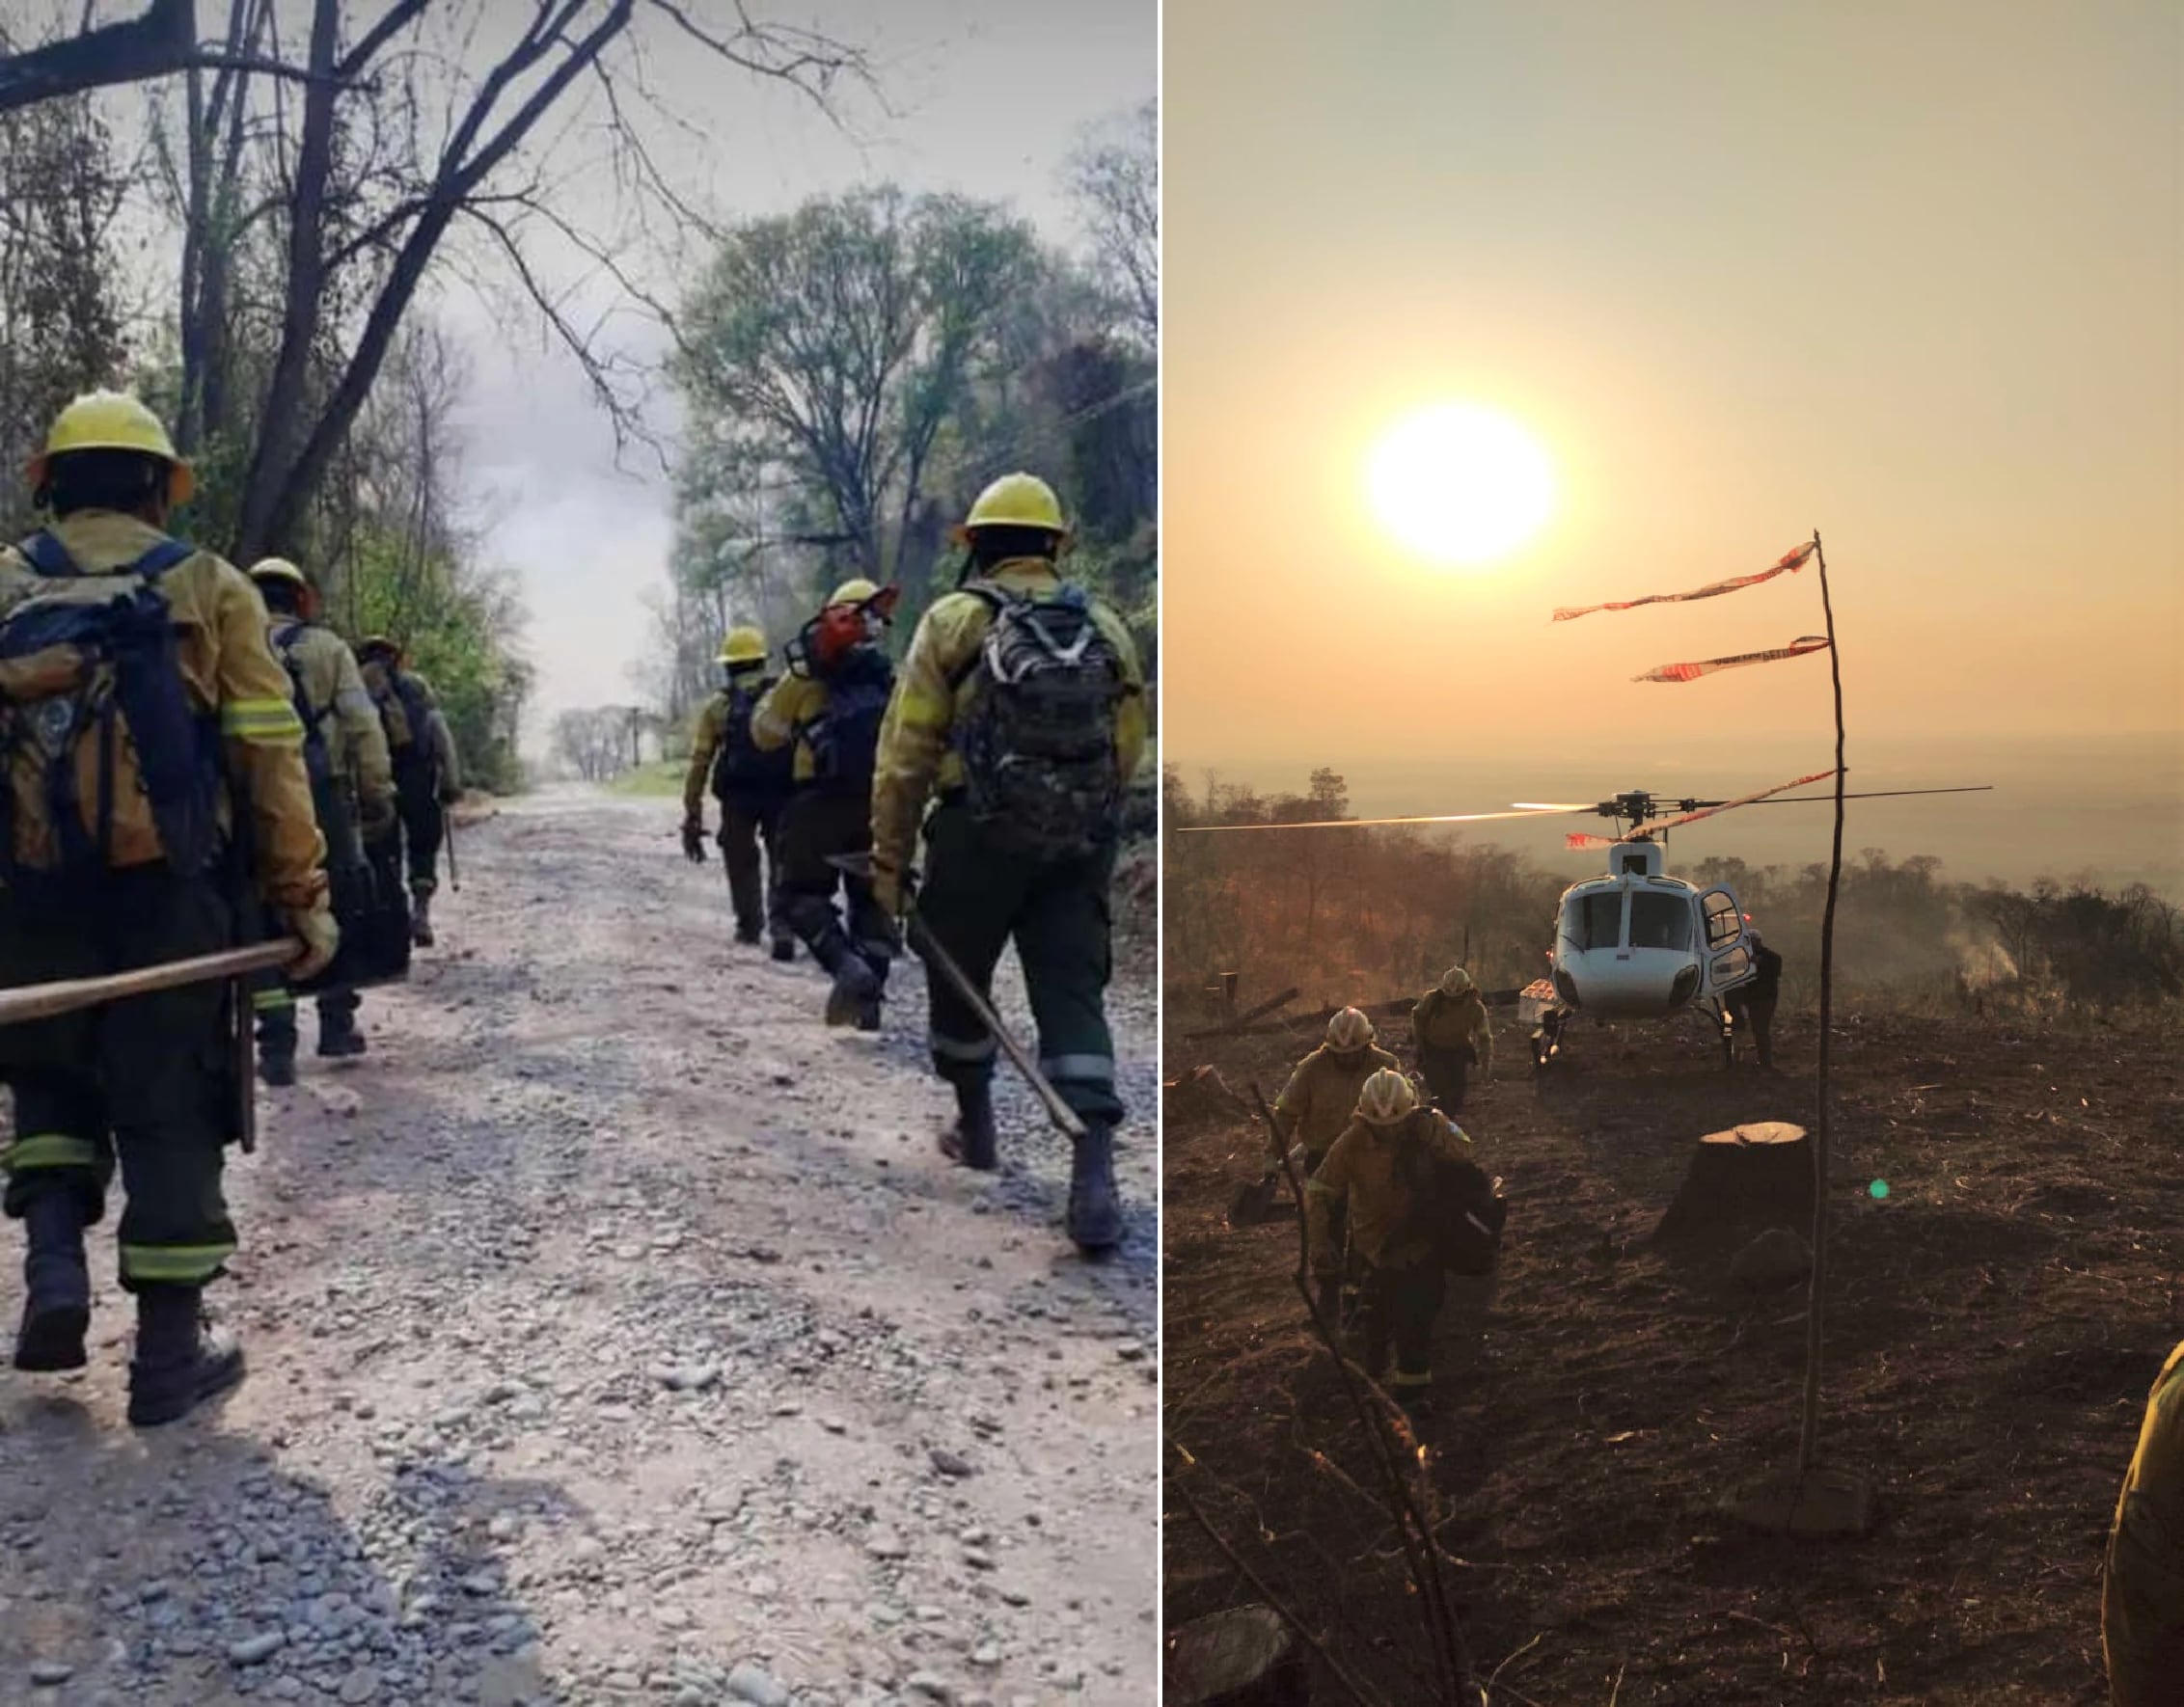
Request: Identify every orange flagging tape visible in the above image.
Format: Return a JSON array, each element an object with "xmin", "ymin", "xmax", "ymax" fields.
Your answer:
[
  {"xmin": 1553, "ymin": 542, "xmax": 1815, "ymax": 623},
  {"xmin": 1634, "ymin": 635, "xmax": 1830, "ymax": 684}
]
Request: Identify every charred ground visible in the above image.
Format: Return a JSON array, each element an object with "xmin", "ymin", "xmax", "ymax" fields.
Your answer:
[{"xmin": 1162, "ymin": 1002, "xmax": 2182, "ymax": 1705}]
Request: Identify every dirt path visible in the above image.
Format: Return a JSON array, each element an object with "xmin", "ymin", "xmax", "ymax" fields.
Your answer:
[{"xmin": 0, "ymin": 788, "xmax": 1157, "ymax": 1707}]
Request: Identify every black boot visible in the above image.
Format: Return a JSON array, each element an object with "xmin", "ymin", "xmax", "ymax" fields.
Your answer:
[
  {"xmin": 14, "ymin": 1192, "xmax": 90, "ymax": 1372},
  {"xmin": 855, "ymin": 952, "xmax": 891, "ymax": 1032},
  {"xmin": 940, "ymin": 1077, "xmax": 998, "ymax": 1172},
  {"xmin": 770, "ymin": 935, "xmax": 797, "ymax": 963},
  {"xmin": 735, "ymin": 924, "xmax": 763, "ymax": 947},
  {"xmin": 258, "ymin": 1037, "xmax": 297, "ymax": 1087},
  {"xmin": 127, "ymin": 1286, "xmax": 245, "ymax": 1428},
  {"xmin": 410, "ymin": 888, "xmax": 435, "ymax": 948},
  {"xmin": 316, "ymin": 1002, "xmax": 367, "ymax": 1059},
  {"xmin": 1066, "ymin": 1123, "xmax": 1124, "ymax": 1255}
]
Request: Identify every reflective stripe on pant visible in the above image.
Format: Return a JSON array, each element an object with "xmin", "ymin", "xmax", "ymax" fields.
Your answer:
[
  {"xmin": 720, "ymin": 796, "xmax": 790, "ymax": 938},
  {"xmin": 913, "ymin": 802, "xmax": 1123, "ymax": 1125},
  {"xmin": 1361, "ymin": 1260, "xmax": 1447, "ymax": 1392},
  {"xmin": 0, "ymin": 870, "xmax": 241, "ymax": 1288}
]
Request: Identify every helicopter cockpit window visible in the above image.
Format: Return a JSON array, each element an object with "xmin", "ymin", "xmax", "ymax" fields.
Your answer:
[
  {"xmin": 1628, "ymin": 892, "xmax": 1693, "ymax": 952},
  {"xmin": 1567, "ymin": 892, "xmax": 1625, "ymax": 950},
  {"xmin": 1702, "ymin": 891, "xmax": 1742, "ymax": 950}
]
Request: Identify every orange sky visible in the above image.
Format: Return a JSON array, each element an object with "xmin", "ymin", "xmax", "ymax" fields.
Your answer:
[{"xmin": 1164, "ymin": 1, "xmax": 2183, "ymax": 782}]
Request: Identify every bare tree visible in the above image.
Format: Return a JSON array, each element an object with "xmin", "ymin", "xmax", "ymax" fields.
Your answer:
[{"xmin": 1066, "ymin": 97, "xmax": 1156, "ymax": 346}]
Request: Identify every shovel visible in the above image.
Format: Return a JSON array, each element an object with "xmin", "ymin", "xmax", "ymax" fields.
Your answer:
[
  {"xmin": 827, "ymin": 853, "xmax": 1088, "ymax": 1144},
  {"xmin": 1228, "ymin": 1122, "xmax": 1302, "ymax": 1229}
]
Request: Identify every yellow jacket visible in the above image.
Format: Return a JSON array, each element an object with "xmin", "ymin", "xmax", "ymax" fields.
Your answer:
[
  {"xmin": 2105, "ymin": 1341, "xmax": 2184, "ymax": 1707},
  {"xmin": 1306, "ymin": 1110, "xmax": 1476, "ymax": 1275},
  {"xmin": 270, "ymin": 619, "xmax": 394, "ymax": 823},
  {"xmin": 1273, "ymin": 1043, "xmax": 1401, "ymax": 1161},
  {"xmin": 1414, "ymin": 986, "xmax": 1494, "ymax": 1070},
  {"xmin": 0, "ymin": 512, "xmax": 325, "ymax": 908},
  {"xmin": 750, "ymin": 671, "xmax": 830, "ymax": 786},
  {"xmin": 869, "ymin": 559, "xmax": 1147, "ymax": 898}
]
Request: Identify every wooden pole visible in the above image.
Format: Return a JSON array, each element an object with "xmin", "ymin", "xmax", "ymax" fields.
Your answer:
[
  {"xmin": 1800, "ymin": 528, "xmax": 1846, "ymax": 1474},
  {"xmin": 0, "ymin": 941, "xmax": 299, "ymax": 1030}
]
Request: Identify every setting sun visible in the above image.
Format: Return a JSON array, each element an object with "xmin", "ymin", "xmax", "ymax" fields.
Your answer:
[{"xmin": 1365, "ymin": 402, "xmax": 1555, "ymax": 566}]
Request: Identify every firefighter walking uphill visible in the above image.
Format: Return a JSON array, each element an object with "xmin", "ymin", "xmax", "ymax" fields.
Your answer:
[
  {"xmin": 246, "ymin": 556, "xmax": 396, "ymax": 1082},
  {"xmin": 752, "ymin": 579, "xmax": 901, "ymax": 1027},
  {"xmin": 869, "ymin": 473, "xmax": 1146, "ymax": 1255},
  {"xmin": 683, "ymin": 625, "xmax": 797, "ymax": 960},
  {"xmin": 0, "ymin": 391, "xmax": 337, "ymax": 1426}
]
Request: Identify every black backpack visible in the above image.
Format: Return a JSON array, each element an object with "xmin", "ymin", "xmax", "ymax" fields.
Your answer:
[
  {"xmin": 270, "ymin": 621, "xmax": 338, "ymax": 789},
  {"xmin": 1393, "ymin": 1114, "xmax": 1508, "ymax": 1277},
  {"xmin": 952, "ymin": 583, "xmax": 1126, "ymax": 859},
  {"xmin": 805, "ymin": 647, "xmax": 893, "ymax": 787},
  {"xmin": 712, "ymin": 680, "xmax": 793, "ymax": 802},
  {"xmin": 0, "ymin": 531, "xmax": 223, "ymax": 886}
]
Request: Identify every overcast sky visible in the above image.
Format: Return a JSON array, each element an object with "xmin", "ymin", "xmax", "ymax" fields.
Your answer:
[
  {"xmin": 428, "ymin": 0, "xmax": 1154, "ymax": 747},
  {"xmin": 1164, "ymin": 0, "xmax": 2181, "ymax": 878}
]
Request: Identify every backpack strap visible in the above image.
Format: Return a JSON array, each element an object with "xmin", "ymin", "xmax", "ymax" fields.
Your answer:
[
  {"xmin": 17, "ymin": 531, "xmax": 74, "ymax": 578},
  {"xmin": 944, "ymin": 581, "xmax": 1013, "ymax": 694},
  {"xmin": 128, "ymin": 539, "xmax": 194, "ymax": 580},
  {"xmin": 15, "ymin": 532, "xmax": 192, "ymax": 582}
]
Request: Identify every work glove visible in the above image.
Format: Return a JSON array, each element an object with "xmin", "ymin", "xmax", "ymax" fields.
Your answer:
[
  {"xmin": 286, "ymin": 903, "xmax": 341, "ymax": 982},
  {"xmin": 437, "ymin": 780, "xmax": 462, "ymax": 807},
  {"xmin": 681, "ymin": 822, "xmax": 707, "ymax": 864}
]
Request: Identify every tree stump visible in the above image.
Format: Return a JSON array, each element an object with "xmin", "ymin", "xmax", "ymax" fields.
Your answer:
[
  {"xmin": 1653, "ymin": 1121, "xmax": 1812, "ymax": 1249},
  {"xmin": 1164, "ymin": 1065, "xmax": 1250, "ymax": 1131},
  {"xmin": 1165, "ymin": 1606, "xmax": 1311, "ymax": 1707}
]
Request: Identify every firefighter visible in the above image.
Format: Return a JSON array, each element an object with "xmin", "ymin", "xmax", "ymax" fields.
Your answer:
[
  {"xmin": 753, "ymin": 579, "xmax": 899, "ymax": 1027},
  {"xmin": 869, "ymin": 474, "xmax": 1147, "ymax": 1255},
  {"xmin": 1412, "ymin": 963, "xmax": 1493, "ymax": 1113},
  {"xmin": 1273, "ymin": 1007, "xmax": 1400, "ymax": 1175},
  {"xmin": 354, "ymin": 636, "xmax": 461, "ymax": 947},
  {"xmin": 682, "ymin": 626, "xmax": 796, "ymax": 960},
  {"xmin": 1727, "ymin": 928, "xmax": 1784, "ymax": 1070},
  {"xmin": 246, "ymin": 558, "xmax": 396, "ymax": 1081},
  {"xmin": 2104, "ymin": 1341, "xmax": 2184, "ymax": 1707},
  {"xmin": 0, "ymin": 392, "xmax": 337, "ymax": 1426},
  {"xmin": 1305, "ymin": 1069, "xmax": 1485, "ymax": 1416}
]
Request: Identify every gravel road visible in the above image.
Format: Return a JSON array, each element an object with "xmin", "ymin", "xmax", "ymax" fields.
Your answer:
[{"xmin": 0, "ymin": 789, "xmax": 1157, "ymax": 1706}]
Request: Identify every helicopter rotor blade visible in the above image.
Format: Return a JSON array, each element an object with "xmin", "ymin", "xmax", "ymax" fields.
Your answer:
[
  {"xmin": 1644, "ymin": 769, "xmax": 1840, "ymax": 835},
  {"xmin": 1721, "ymin": 785, "xmax": 1995, "ymax": 808},
  {"xmin": 1178, "ymin": 805, "xmax": 1592, "ymax": 834},
  {"xmin": 1509, "ymin": 801, "xmax": 1597, "ymax": 812}
]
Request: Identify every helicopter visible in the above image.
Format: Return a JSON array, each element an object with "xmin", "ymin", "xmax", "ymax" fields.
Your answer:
[{"xmin": 1184, "ymin": 773, "xmax": 1993, "ymax": 1069}]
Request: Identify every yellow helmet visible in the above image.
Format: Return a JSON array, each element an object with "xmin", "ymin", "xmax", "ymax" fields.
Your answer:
[
  {"xmin": 952, "ymin": 472, "xmax": 1068, "ymax": 543},
  {"xmin": 827, "ymin": 577, "xmax": 882, "ymax": 609},
  {"xmin": 719, "ymin": 626, "xmax": 767, "ymax": 666},
  {"xmin": 1438, "ymin": 965, "xmax": 1476, "ymax": 997},
  {"xmin": 1356, "ymin": 1068, "xmax": 1420, "ymax": 1127},
  {"xmin": 248, "ymin": 557, "xmax": 309, "ymax": 590},
  {"xmin": 27, "ymin": 391, "xmax": 195, "ymax": 505},
  {"xmin": 1325, "ymin": 1007, "xmax": 1376, "ymax": 1051}
]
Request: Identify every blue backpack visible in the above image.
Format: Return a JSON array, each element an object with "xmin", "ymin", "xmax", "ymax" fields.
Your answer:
[{"xmin": 0, "ymin": 531, "xmax": 224, "ymax": 885}]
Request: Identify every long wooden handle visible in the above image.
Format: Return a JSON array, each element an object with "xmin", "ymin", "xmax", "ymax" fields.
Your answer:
[
  {"xmin": 0, "ymin": 940, "xmax": 300, "ymax": 1029},
  {"xmin": 907, "ymin": 912, "xmax": 1090, "ymax": 1144}
]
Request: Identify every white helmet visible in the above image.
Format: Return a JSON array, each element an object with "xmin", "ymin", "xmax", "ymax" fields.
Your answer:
[
  {"xmin": 1325, "ymin": 1007, "xmax": 1375, "ymax": 1051},
  {"xmin": 1356, "ymin": 1068, "xmax": 1419, "ymax": 1127},
  {"xmin": 1438, "ymin": 964, "xmax": 1476, "ymax": 997}
]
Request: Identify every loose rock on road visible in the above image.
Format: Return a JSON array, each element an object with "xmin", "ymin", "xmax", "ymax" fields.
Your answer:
[{"xmin": 0, "ymin": 788, "xmax": 1157, "ymax": 1705}]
